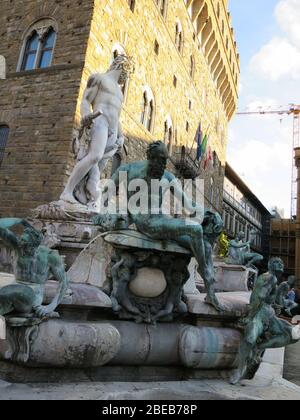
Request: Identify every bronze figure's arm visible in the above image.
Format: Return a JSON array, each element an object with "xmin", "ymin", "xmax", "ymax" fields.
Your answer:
[
  {"xmin": 0, "ymin": 218, "xmax": 26, "ymax": 248},
  {"xmin": 35, "ymin": 250, "xmax": 69, "ymax": 318}
]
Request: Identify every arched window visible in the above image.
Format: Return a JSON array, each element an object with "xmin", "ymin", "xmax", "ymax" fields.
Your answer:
[
  {"xmin": 175, "ymin": 22, "xmax": 183, "ymax": 53},
  {"xmin": 18, "ymin": 20, "xmax": 57, "ymax": 72},
  {"xmin": 21, "ymin": 31, "xmax": 39, "ymax": 71},
  {"xmin": 157, "ymin": 0, "xmax": 168, "ymax": 18},
  {"xmin": 128, "ymin": 0, "xmax": 135, "ymax": 12},
  {"xmin": 210, "ymin": 178, "xmax": 214, "ymax": 205},
  {"xmin": 0, "ymin": 125, "xmax": 9, "ymax": 168},
  {"xmin": 141, "ymin": 87, "xmax": 155, "ymax": 133},
  {"xmin": 147, "ymin": 100, "xmax": 154, "ymax": 132},
  {"xmin": 141, "ymin": 92, "xmax": 148, "ymax": 125},
  {"xmin": 164, "ymin": 116, "xmax": 173, "ymax": 154},
  {"xmin": 38, "ymin": 28, "xmax": 56, "ymax": 68},
  {"xmin": 216, "ymin": 187, "xmax": 222, "ymax": 210}
]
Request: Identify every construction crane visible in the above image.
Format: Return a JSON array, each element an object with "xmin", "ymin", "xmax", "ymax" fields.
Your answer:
[{"xmin": 237, "ymin": 104, "xmax": 300, "ymax": 219}]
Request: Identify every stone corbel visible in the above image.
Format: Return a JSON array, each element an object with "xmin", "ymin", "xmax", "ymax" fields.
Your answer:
[{"xmin": 36, "ymin": 26, "xmax": 50, "ymax": 41}]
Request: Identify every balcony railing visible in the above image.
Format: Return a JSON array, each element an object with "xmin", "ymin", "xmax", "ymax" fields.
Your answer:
[{"xmin": 223, "ymin": 191, "xmax": 262, "ymax": 228}]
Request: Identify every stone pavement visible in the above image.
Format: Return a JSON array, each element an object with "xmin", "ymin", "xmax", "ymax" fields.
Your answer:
[{"xmin": 1, "ymin": 375, "xmax": 300, "ymax": 400}]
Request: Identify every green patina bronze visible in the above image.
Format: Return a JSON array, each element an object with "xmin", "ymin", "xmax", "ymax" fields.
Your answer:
[
  {"xmin": 0, "ymin": 218, "xmax": 68, "ymax": 320},
  {"xmin": 227, "ymin": 231, "xmax": 263, "ymax": 268},
  {"xmin": 95, "ymin": 141, "xmax": 225, "ymax": 312},
  {"xmin": 230, "ymin": 257, "xmax": 300, "ymax": 385}
]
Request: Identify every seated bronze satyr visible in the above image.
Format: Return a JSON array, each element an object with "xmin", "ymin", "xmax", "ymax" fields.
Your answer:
[
  {"xmin": 230, "ymin": 257, "xmax": 300, "ymax": 385},
  {"xmin": 0, "ymin": 218, "xmax": 68, "ymax": 322}
]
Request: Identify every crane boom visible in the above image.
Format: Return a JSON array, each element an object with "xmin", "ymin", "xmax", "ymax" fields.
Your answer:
[{"xmin": 236, "ymin": 104, "xmax": 300, "ymax": 218}]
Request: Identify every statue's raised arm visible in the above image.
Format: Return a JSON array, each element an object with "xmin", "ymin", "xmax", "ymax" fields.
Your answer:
[
  {"xmin": 0, "ymin": 220, "xmax": 68, "ymax": 321},
  {"xmin": 34, "ymin": 250, "xmax": 69, "ymax": 318},
  {"xmin": 0, "ymin": 218, "xmax": 26, "ymax": 249}
]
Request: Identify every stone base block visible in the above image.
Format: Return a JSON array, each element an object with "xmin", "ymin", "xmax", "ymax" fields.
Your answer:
[
  {"xmin": 0, "ymin": 320, "xmax": 242, "ymax": 371},
  {"xmin": 186, "ymin": 291, "xmax": 251, "ymax": 318},
  {"xmin": 214, "ymin": 262, "xmax": 257, "ymax": 292}
]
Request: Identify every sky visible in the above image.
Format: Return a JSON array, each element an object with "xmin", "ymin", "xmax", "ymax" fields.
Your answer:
[{"xmin": 227, "ymin": 0, "xmax": 300, "ymax": 217}]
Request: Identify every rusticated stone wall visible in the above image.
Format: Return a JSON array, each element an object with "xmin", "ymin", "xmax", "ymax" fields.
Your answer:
[
  {"xmin": 0, "ymin": 0, "xmax": 94, "ymax": 216},
  {"xmin": 0, "ymin": 0, "xmax": 239, "ymax": 216}
]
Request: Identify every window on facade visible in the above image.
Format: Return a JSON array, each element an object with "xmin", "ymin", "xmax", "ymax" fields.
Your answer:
[
  {"xmin": 214, "ymin": 113, "xmax": 219, "ymax": 134},
  {"xmin": 164, "ymin": 120, "xmax": 173, "ymax": 153},
  {"xmin": 210, "ymin": 178, "xmax": 214, "ymax": 205},
  {"xmin": 156, "ymin": 0, "xmax": 167, "ymax": 18},
  {"xmin": 141, "ymin": 92, "xmax": 148, "ymax": 125},
  {"xmin": 147, "ymin": 100, "xmax": 154, "ymax": 132},
  {"xmin": 21, "ymin": 31, "xmax": 39, "ymax": 71},
  {"xmin": 175, "ymin": 23, "xmax": 183, "ymax": 53},
  {"xmin": 128, "ymin": 0, "xmax": 135, "ymax": 12},
  {"xmin": 0, "ymin": 125, "xmax": 9, "ymax": 168},
  {"xmin": 216, "ymin": 188, "xmax": 221, "ymax": 209},
  {"xmin": 39, "ymin": 28, "xmax": 56, "ymax": 68},
  {"xmin": 190, "ymin": 55, "xmax": 195, "ymax": 79},
  {"xmin": 20, "ymin": 26, "xmax": 56, "ymax": 71},
  {"xmin": 141, "ymin": 89, "xmax": 155, "ymax": 133}
]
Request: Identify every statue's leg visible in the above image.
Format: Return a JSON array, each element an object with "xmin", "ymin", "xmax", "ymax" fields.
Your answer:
[
  {"xmin": 230, "ymin": 320, "xmax": 263, "ymax": 385},
  {"xmin": 60, "ymin": 117, "xmax": 109, "ymax": 202},
  {"xmin": 0, "ymin": 284, "xmax": 35, "ymax": 316},
  {"xmin": 258, "ymin": 317, "xmax": 294, "ymax": 350},
  {"xmin": 136, "ymin": 216, "xmax": 223, "ymax": 310},
  {"xmin": 137, "ymin": 216, "xmax": 204, "ymax": 250},
  {"xmin": 245, "ymin": 253, "xmax": 264, "ymax": 268},
  {"xmin": 86, "ymin": 164, "xmax": 101, "ymax": 208},
  {"xmin": 111, "ymin": 256, "xmax": 142, "ymax": 317}
]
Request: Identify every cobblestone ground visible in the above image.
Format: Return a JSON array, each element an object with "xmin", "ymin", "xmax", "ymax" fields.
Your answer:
[
  {"xmin": 1, "ymin": 376, "xmax": 300, "ymax": 400},
  {"xmin": 284, "ymin": 341, "xmax": 300, "ymax": 387}
]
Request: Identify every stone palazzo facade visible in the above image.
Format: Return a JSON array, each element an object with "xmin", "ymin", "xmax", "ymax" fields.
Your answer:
[{"xmin": 0, "ymin": 0, "xmax": 239, "ymax": 217}]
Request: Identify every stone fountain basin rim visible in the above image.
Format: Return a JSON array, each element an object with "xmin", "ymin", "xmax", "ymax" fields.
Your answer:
[{"xmin": 102, "ymin": 230, "xmax": 191, "ymax": 255}]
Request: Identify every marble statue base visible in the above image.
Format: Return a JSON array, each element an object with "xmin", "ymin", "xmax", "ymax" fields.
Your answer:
[
  {"xmin": 214, "ymin": 262, "xmax": 258, "ymax": 292},
  {"xmin": 0, "ymin": 281, "xmax": 252, "ymax": 383}
]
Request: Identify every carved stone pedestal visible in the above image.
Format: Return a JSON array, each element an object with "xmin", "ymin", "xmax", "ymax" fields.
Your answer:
[
  {"xmin": 103, "ymin": 230, "xmax": 192, "ymax": 324},
  {"xmin": 214, "ymin": 262, "xmax": 258, "ymax": 292},
  {"xmin": 0, "ymin": 289, "xmax": 253, "ymax": 383}
]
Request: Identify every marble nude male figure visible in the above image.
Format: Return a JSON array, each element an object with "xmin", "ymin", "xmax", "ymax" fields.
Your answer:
[
  {"xmin": 60, "ymin": 54, "xmax": 131, "ymax": 209},
  {"xmin": 0, "ymin": 218, "xmax": 68, "ymax": 319},
  {"xmin": 104, "ymin": 141, "xmax": 225, "ymax": 311}
]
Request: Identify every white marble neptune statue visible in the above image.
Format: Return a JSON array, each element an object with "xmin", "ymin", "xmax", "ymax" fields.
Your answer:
[{"xmin": 60, "ymin": 54, "xmax": 132, "ymax": 210}]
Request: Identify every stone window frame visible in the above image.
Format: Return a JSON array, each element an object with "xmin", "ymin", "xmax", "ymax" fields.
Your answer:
[
  {"xmin": 141, "ymin": 86, "xmax": 156, "ymax": 133},
  {"xmin": 17, "ymin": 18, "xmax": 58, "ymax": 72},
  {"xmin": 163, "ymin": 115, "xmax": 173, "ymax": 154},
  {"xmin": 210, "ymin": 177, "xmax": 215, "ymax": 205},
  {"xmin": 127, "ymin": 0, "xmax": 136, "ymax": 12},
  {"xmin": 0, "ymin": 125, "xmax": 9, "ymax": 169},
  {"xmin": 175, "ymin": 20, "xmax": 184, "ymax": 54},
  {"xmin": 111, "ymin": 43, "xmax": 130, "ymax": 104},
  {"xmin": 190, "ymin": 54, "xmax": 195, "ymax": 79},
  {"xmin": 155, "ymin": 0, "xmax": 168, "ymax": 19}
]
